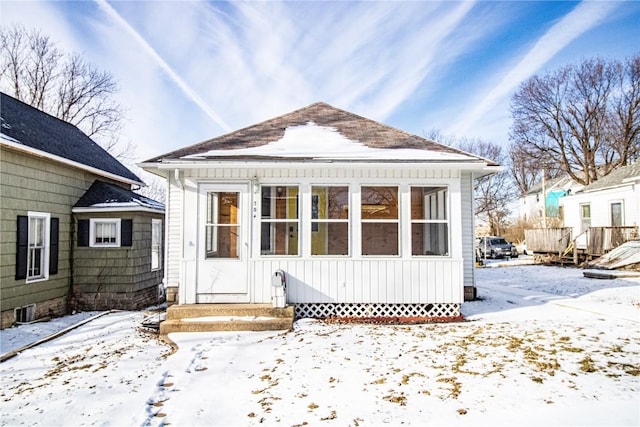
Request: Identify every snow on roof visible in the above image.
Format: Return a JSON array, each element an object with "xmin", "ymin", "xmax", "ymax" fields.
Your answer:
[{"xmin": 186, "ymin": 122, "xmax": 473, "ymax": 161}]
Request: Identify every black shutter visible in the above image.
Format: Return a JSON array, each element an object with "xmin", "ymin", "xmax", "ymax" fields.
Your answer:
[
  {"xmin": 49, "ymin": 217, "xmax": 59, "ymax": 275},
  {"xmin": 121, "ymin": 219, "xmax": 133, "ymax": 247},
  {"xmin": 16, "ymin": 216, "xmax": 28, "ymax": 280},
  {"xmin": 77, "ymin": 219, "xmax": 90, "ymax": 247}
]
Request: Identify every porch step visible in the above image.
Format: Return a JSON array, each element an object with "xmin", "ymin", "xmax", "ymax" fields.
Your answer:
[{"xmin": 159, "ymin": 304, "xmax": 295, "ymax": 336}]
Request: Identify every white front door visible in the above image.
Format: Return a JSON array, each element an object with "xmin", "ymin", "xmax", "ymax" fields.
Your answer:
[{"xmin": 197, "ymin": 183, "xmax": 249, "ymax": 303}]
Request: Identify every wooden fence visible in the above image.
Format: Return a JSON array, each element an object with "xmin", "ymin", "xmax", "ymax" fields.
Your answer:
[{"xmin": 524, "ymin": 228, "xmax": 572, "ymax": 254}]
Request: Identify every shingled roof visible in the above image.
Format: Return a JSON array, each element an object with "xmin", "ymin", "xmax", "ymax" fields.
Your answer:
[
  {"xmin": 1, "ymin": 92, "xmax": 142, "ymax": 185},
  {"xmin": 73, "ymin": 180, "xmax": 164, "ymax": 212},
  {"xmin": 578, "ymin": 162, "xmax": 640, "ymax": 193},
  {"xmin": 144, "ymin": 102, "xmax": 498, "ymax": 165}
]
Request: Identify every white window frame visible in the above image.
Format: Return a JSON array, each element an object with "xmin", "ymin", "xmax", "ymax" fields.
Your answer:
[
  {"xmin": 310, "ymin": 185, "xmax": 350, "ymax": 256},
  {"xmin": 260, "ymin": 185, "xmax": 300, "ymax": 256},
  {"xmin": 360, "ymin": 185, "xmax": 400, "ymax": 257},
  {"xmin": 410, "ymin": 186, "xmax": 450, "ymax": 257},
  {"xmin": 26, "ymin": 211, "xmax": 50, "ymax": 283},
  {"xmin": 89, "ymin": 218, "xmax": 121, "ymax": 247},
  {"xmin": 151, "ymin": 219, "xmax": 162, "ymax": 271}
]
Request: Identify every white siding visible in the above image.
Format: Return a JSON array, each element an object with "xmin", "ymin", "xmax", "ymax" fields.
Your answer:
[
  {"xmin": 165, "ymin": 164, "xmax": 473, "ymax": 306},
  {"xmin": 165, "ymin": 172, "xmax": 183, "ymax": 292},
  {"xmin": 461, "ymin": 172, "xmax": 475, "ymax": 287},
  {"xmin": 252, "ymin": 258, "xmax": 463, "ymax": 304}
]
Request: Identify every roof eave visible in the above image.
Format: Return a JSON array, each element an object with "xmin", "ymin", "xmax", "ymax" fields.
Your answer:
[
  {"xmin": 72, "ymin": 206, "xmax": 165, "ymax": 214},
  {"xmin": 1, "ymin": 138, "xmax": 145, "ymax": 187},
  {"xmin": 142, "ymin": 157, "xmax": 498, "ymax": 170}
]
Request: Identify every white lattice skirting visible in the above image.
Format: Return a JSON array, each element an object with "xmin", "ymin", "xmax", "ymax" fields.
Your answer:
[{"xmin": 294, "ymin": 303, "xmax": 461, "ymax": 322}]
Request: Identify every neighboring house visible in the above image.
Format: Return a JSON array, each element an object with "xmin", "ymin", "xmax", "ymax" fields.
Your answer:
[
  {"xmin": 140, "ymin": 102, "xmax": 499, "ymax": 320},
  {"xmin": 0, "ymin": 92, "xmax": 164, "ymax": 329},
  {"xmin": 519, "ymin": 174, "xmax": 584, "ymax": 226},
  {"xmin": 560, "ymin": 162, "xmax": 640, "ymax": 249}
]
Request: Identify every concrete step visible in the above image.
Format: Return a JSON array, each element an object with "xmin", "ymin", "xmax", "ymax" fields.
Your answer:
[
  {"xmin": 160, "ymin": 304, "xmax": 294, "ymax": 336},
  {"xmin": 165, "ymin": 303, "xmax": 294, "ymax": 319}
]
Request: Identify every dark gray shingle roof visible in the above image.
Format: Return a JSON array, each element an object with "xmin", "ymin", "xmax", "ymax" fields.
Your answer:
[
  {"xmin": 144, "ymin": 102, "xmax": 498, "ymax": 165},
  {"xmin": 580, "ymin": 162, "xmax": 640, "ymax": 193},
  {"xmin": 74, "ymin": 180, "xmax": 164, "ymax": 211},
  {"xmin": 1, "ymin": 92, "xmax": 142, "ymax": 184}
]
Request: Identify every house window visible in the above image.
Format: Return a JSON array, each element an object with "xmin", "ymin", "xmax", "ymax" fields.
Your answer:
[
  {"xmin": 610, "ymin": 202, "xmax": 623, "ymax": 227},
  {"xmin": 261, "ymin": 186, "xmax": 299, "ymax": 255},
  {"xmin": 580, "ymin": 203, "xmax": 591, "ymax": 233},
  {"xmin": 361, "ymin": 186, "xmax": 398, "ymax": 256},
  {"xmin": 27, "ymin": 212, "xmax": 50, "ymax": 282},
  {"xmin": 151, "ymin": 219, "xmax": 162, "ymax": 270},
  {"xmin": 411, "ymin": 187, "xmax": 449, "ymax": 256},
  {"xmin": 90, "ymin": 218, "xmax": 121, "ymax": 247},
  {"xmin": 311, "ymin": 186, "xmax": 349, "ymax": 255}
]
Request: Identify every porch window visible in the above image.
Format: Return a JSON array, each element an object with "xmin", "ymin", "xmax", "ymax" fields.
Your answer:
[
  {"xmin": 411, "ymin": 187, "xmax": 449, "ymax": 256},
  {"xmin": 261, "ymin": 186, "xmax": 299, "ymax": 255},
  {"xmin": 311, "ymin": 186, "xmax": 349, "ymax": 255},
  {"xmin": 151, "ymin": 219, "xmax": 162, "ymax": 270},
  {"xmin": 90, "ymin": 218, "xmax": 121, "ymax": 247},
  {"xmin": 361, "ymin": 186, "xmax": 398, "ymax": 256},
  {"xmin": 27, "ymin": 212, "xmax": 50, "ymax": 281},
  {"xmin": 205, "ymin": 192, "xmax": 239, "ymax": 258}
]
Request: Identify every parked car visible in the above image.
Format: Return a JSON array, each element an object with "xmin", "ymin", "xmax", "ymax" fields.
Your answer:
[{"xmin": 476, "ymin": 236, "xmax": 518, "ymax": 259}]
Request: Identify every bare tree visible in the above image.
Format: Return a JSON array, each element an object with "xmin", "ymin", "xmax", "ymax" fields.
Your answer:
[
  {"xmin": 427, "ymin": 130, "xmax": 516, "ymax": 235},
  {"xmin": 0, "ymin": 25, "xmax": 131, "ymax": 160},
  {"xmin": 457, "ymin": 138, "xmax": 517, "ymax": 235},
  {"xmin": 508, "ymin": 143, "xmax": 562, "ymax": 196},
  {"xmin": 509, "ymin": 55, "xmax": 640, "ymax": 186}
]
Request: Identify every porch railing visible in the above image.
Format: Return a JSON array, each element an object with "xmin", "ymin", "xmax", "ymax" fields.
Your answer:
[{"xmin": 587, "ymin": 226, "xmax": 639, "ymax": 256}]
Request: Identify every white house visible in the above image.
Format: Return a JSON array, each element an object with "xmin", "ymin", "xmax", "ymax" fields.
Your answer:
[
  {"xmin": 519, "ymin": 174, "xmax": 583, "ymax": 226},
  {"xmin": 560, "ymin": 162, "xmax": 640, "ymax": 249},
  {"xmin": 140, "ymin": 103, "xmax": 499, "ymax": 320}
]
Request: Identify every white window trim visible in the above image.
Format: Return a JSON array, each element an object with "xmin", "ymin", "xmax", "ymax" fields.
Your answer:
[
  {"xmin": 26, "ymin": 211, "xmax": 50, "ymax": 283},
  {"xmin": 89, "ymin": 218, "xmax": 121, "ymax": 247},
  {"xmin": 151, "ymin": 219, "xmax": 162, "ymax": 271},
  {"xmin": 310, "ymin": 185, "xmax": 351, "ymax": 257},
  {"xmin": 410, "ymin": 186, "xmax": 450, "ymax": 257}
]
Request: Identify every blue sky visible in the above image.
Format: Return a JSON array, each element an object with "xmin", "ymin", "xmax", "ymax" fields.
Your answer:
[{"xmin": 2, "ymin": 1, "xmax": 639, "ymax": 161}]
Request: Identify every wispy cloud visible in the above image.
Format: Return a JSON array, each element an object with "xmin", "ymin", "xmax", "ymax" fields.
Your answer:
[
  {"xmin": 451, "ymin": 1, "xmax": 622, "ymax": 137},
  {"xmin": 95, "ymin": 0, "xmax": 233, "ymax": 132}
]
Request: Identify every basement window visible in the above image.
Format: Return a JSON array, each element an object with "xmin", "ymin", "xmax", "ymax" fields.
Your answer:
[{"xmin": 15, "ymin": 304, "xmax": 36, "ymax": 323}]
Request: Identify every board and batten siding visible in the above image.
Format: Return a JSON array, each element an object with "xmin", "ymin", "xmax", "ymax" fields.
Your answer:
[
  {"xmin": 167, "ymin": 165, "xmax": 471, "ymax": 305},
  {"xmin": 251, "ymin": 259, "xmax": 463, "ymax": 304}
]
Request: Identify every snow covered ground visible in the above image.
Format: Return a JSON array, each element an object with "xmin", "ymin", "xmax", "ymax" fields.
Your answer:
[{"xmin": 1, "ymin": 263, "xmax": 639, "ymax": 426}]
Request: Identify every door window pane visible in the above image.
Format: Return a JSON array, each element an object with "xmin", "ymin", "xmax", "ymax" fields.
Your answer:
[
  {"xmin": 205, "ymin": 192, "xmax": 239, "ymax": 259},
  {"xmin": 261, "ymin": 186, "xmax": 299, "ymax": 255},
  {"xmin": 361, "ymin": 186, "xmax": 398, "ymax": 256}
]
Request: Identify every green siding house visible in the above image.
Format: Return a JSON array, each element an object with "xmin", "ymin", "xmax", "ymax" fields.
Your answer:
[{"xmin": 0, "ymin": 92, "xmax": 164, "ymax": 329}]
